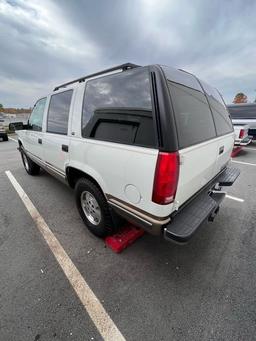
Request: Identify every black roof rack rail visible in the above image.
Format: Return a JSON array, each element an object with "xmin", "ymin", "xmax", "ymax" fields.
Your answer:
[
  {"xmin": 178, "ymin": 68, "xmax": 191, "ymax": 74},
  {"xmin": 53, "ymin": 63, "xmax": 140, "ymax": 91}
]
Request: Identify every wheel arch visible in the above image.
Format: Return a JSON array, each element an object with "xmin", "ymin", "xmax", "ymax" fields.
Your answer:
[{"xmin": 66, "ymin": 166, "xmax": 107, "ymax": 198}]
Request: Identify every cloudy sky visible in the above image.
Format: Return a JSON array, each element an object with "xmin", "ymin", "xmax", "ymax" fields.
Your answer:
[{"xmin": 0, "ymin": 0, "xmax": 256, "ymax": 107}]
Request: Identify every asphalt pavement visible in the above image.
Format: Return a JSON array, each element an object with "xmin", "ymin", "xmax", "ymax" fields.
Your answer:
[{"xmin": 1, "ymin": 137, "xmax": 256, "ymax": 341}]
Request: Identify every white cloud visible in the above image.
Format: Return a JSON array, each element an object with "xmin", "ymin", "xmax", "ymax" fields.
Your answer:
[
  {"xmin": 0, "ymin": 0, "xmax": 99, "ymax": 59},
  {"xmin": 0, "ymin": 0, "xmax": 256, "ymax": 106},
  {"xmin": 0, "ymin": 75, "xmax": 47, "ymax": 107},
  {"xmin": 0, "ymin": 0, "xmax": 101, "ymax": 106}
]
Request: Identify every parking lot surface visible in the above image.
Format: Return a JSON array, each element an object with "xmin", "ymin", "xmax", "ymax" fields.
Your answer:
[{"xmin": 1, "ymin": 138, "xmax": 256, "ymax": 341}]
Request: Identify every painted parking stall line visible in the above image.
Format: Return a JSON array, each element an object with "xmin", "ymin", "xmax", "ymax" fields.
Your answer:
[
  {"xmin": 232, "ymin": 160, "xmax": 256, "ymax": 167},
  {"xmin": 5, "ymin": 170, "xmax": 126, "ymax": 341},
  {"xmin": 243, "ymin": 147, "xmax": 256, "ymax": 151},
  {"xmin": 8, "ymin": 137, "xmax": 18, "ymax": 142},
  {"xmin": 226, "ymin": 194, "xmax": 244, "ymax": 203}
]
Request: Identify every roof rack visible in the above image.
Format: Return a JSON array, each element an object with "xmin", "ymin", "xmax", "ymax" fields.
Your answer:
[
  {"xmin": 178, "ymin": 68, "xmax": 191, "ymax": 74},
  {"xmin": 53, "ymin": 63, "xmax": 140, "ymax": 91}
]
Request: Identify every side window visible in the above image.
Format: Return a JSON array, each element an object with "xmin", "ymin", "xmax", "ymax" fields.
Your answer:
[
  {"xmin": 81, "ymin": 68, "xmax": 156, "ymax": 148},
  {"xmin": 47, "ymin": 90, "xmax": 73, "ymax": 135},
  {"xmin": 200, "ymin": 81, "xmax": 233, "ymax": 136},
  {"xmin": 168, "ymin": 82, "xmax": 216, "ymax": 149},
  {"xmin": 28, "ymin": 97, "xmax": 46, "ymax": 131}
]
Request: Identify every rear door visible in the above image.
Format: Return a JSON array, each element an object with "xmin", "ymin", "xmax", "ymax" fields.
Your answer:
[
  {"xmin": 164, "ymin": 72, "xmax": 217, "ymax": 206},
  {"xmin": 42, "ymin": 89, "xmax": 74, "ymax": 175},
  {"xmin": 162, "ymin": 67, "xmax": 235, "ymax": 207}
]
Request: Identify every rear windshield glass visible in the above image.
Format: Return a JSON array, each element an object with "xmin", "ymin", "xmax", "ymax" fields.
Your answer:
[
  {"xmin": 227, "ymin": 105, "xmax": 256, "ymax": 119},
  {"xmin": 167, "ymin": 81, "xmax": 216, "ymax": 149}
]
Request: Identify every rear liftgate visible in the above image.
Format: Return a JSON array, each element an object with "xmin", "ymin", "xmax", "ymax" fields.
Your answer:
[{"xmin": 164, "ymin": 167, "xmax": 240, "ymax": 244}]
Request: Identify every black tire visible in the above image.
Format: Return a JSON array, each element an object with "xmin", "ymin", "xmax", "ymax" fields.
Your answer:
[
  {"xmin": 3, "ymin": 135, "xmax": 8, "ymax": 141},
  {"xmin": 9, "ymin": 123, "xmax": 15, "ymax": 132},
  {"xmin": 20, "ymin": 148, "xmax": 40, "ymax": 175},
  {"xmin": 75, "ymin": 178, "xmax": 115, "ymax": 238}
]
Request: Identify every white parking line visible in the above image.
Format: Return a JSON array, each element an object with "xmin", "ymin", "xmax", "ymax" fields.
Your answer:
[
  {"xmin": 243, "ymin": 147, "xmax": 256, "ymax": 151},
  {"xmin": 5, "ymin": 170, "xmax": 125, "ymax": 341},
  {"xmin": 8, "ymin": 137, "xmax": 18, "ymax": 142},
  {"xmin": 231, "ymin": 160, "xmax": 256, "ymax": 167},
  {"xmin": 226, "ymin": 194, "xmax": 244, "ymax": 203}
]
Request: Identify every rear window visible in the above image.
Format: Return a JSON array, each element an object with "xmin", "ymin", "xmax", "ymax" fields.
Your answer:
[
  {"xmin": 81, "ymin": 68, "xmax": 156, "ymax": 148},
  {"xmin": 227, "ymin": 105, "xmax": 256, "ymax": 119},
  {"xmin": 168, "ymin": 81, "xmax": 216, "ymax": 149},
  {"xmin": 200, "ymin": 81, "xmax": 233, "ymax": 135}
]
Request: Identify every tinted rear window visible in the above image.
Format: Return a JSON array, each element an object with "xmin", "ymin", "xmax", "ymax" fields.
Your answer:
[
  {"xmin": 82, "ymin": 68, "xmax": 156, "ymax": 147},
  {"xmin": 168, "ymin": 81, "xmax": 216, "ymax": 149},
  {"xmin": 227, "ymin": 105, "xmax": 256, "ymax": 119}
]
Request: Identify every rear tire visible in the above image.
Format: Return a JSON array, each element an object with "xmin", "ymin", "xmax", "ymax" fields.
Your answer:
[
  {"xmin": 3, "ymin": 135, "xmax": 8, "ymax": 141},
  {"xmin": 20, "ymin": 148, "xmax": 40, "ymax": 175},
  {"xmin": 75, "ymin": 178, "xmax": 115, "ymax": 238}
]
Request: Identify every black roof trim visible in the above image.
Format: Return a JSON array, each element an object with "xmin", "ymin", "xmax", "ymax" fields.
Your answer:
[{"xmin": 54, "ymin": 63, "xmax": 140, "ymax": 91}]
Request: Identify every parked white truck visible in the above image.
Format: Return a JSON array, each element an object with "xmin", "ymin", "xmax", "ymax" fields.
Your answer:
[
  {"xmin": 228, "ymin": 103, "xmax": 256, "ymax": 140},
  {"xmin": 13, "ymin": 63, "xmax": 240, "ymax": 243},
  {"xmin": 233, "ymin": 124, "xmax": 252, "ymax": 146}
]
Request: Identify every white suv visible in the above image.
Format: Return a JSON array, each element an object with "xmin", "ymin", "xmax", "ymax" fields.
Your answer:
[{"xmin": 15, "ymin": 63, "xmax": 240, "ymax": 243}]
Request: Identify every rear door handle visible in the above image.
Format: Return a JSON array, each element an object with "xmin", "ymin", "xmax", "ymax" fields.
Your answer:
[
  {"xmin": 62, "ymin": 144, "xmax": 69, "ymax": 152},
  {"xmin": 219, "ymin": 146, "xmax": 224, "ymax": 155},
  {"xmin": 38, "ymin": 138, "xmax": 42, "ymax": 144}
]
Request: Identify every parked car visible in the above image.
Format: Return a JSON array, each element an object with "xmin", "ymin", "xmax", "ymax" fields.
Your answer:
[
  {"xmin": 233, "ymin": 124, "xmax": 252, "ymax": 146},
  {"xmin": 13, "ymin": 63, "xmax": 240, "ymax": 243},
  {"xmin": 0, "ymin": 119, "xmax": 8, "ymax": 141},
  {"xmin": 227, "ymin": 103, "xmax": 256, "ymax": 140}
]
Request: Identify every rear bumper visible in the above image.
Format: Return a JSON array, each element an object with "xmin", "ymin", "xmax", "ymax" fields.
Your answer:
[
  {"xmin": 234, "ymin": 136, "xmax": 252, "ymax": 146},
  {"xmin": 109, "ymin": 167, "xmax": 240, "ymax": 239},
  {"xmin": 108, "ymin": 198, "xmax": 170, "ymax": 235},
  {"xmin": 164, "ymin": 167, "xmax": 240, "ymax": 243}
]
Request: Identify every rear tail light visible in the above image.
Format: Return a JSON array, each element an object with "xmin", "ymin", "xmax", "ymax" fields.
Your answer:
[
  {"xmin": 152, "ymin": 152, "xmax": 180, "ymax": 205},
  {"xmin": 239, "ymin": 129, "xmax": 245, "ymax": 139}
]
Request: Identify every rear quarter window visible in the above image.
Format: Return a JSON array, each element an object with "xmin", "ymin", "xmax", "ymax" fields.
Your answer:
[
  {"xmin": 168, "ymin": 81, "xmax": 216, "ymax": 149},
  {"xmin": 81, "ymin": 68, "xmax": 157, "ymax": 148}
]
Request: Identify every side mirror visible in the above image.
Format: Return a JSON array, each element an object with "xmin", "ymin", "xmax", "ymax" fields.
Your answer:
[{"xmin": 9, "ymin": 122, "xmax": 26, "ymax": 131}]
